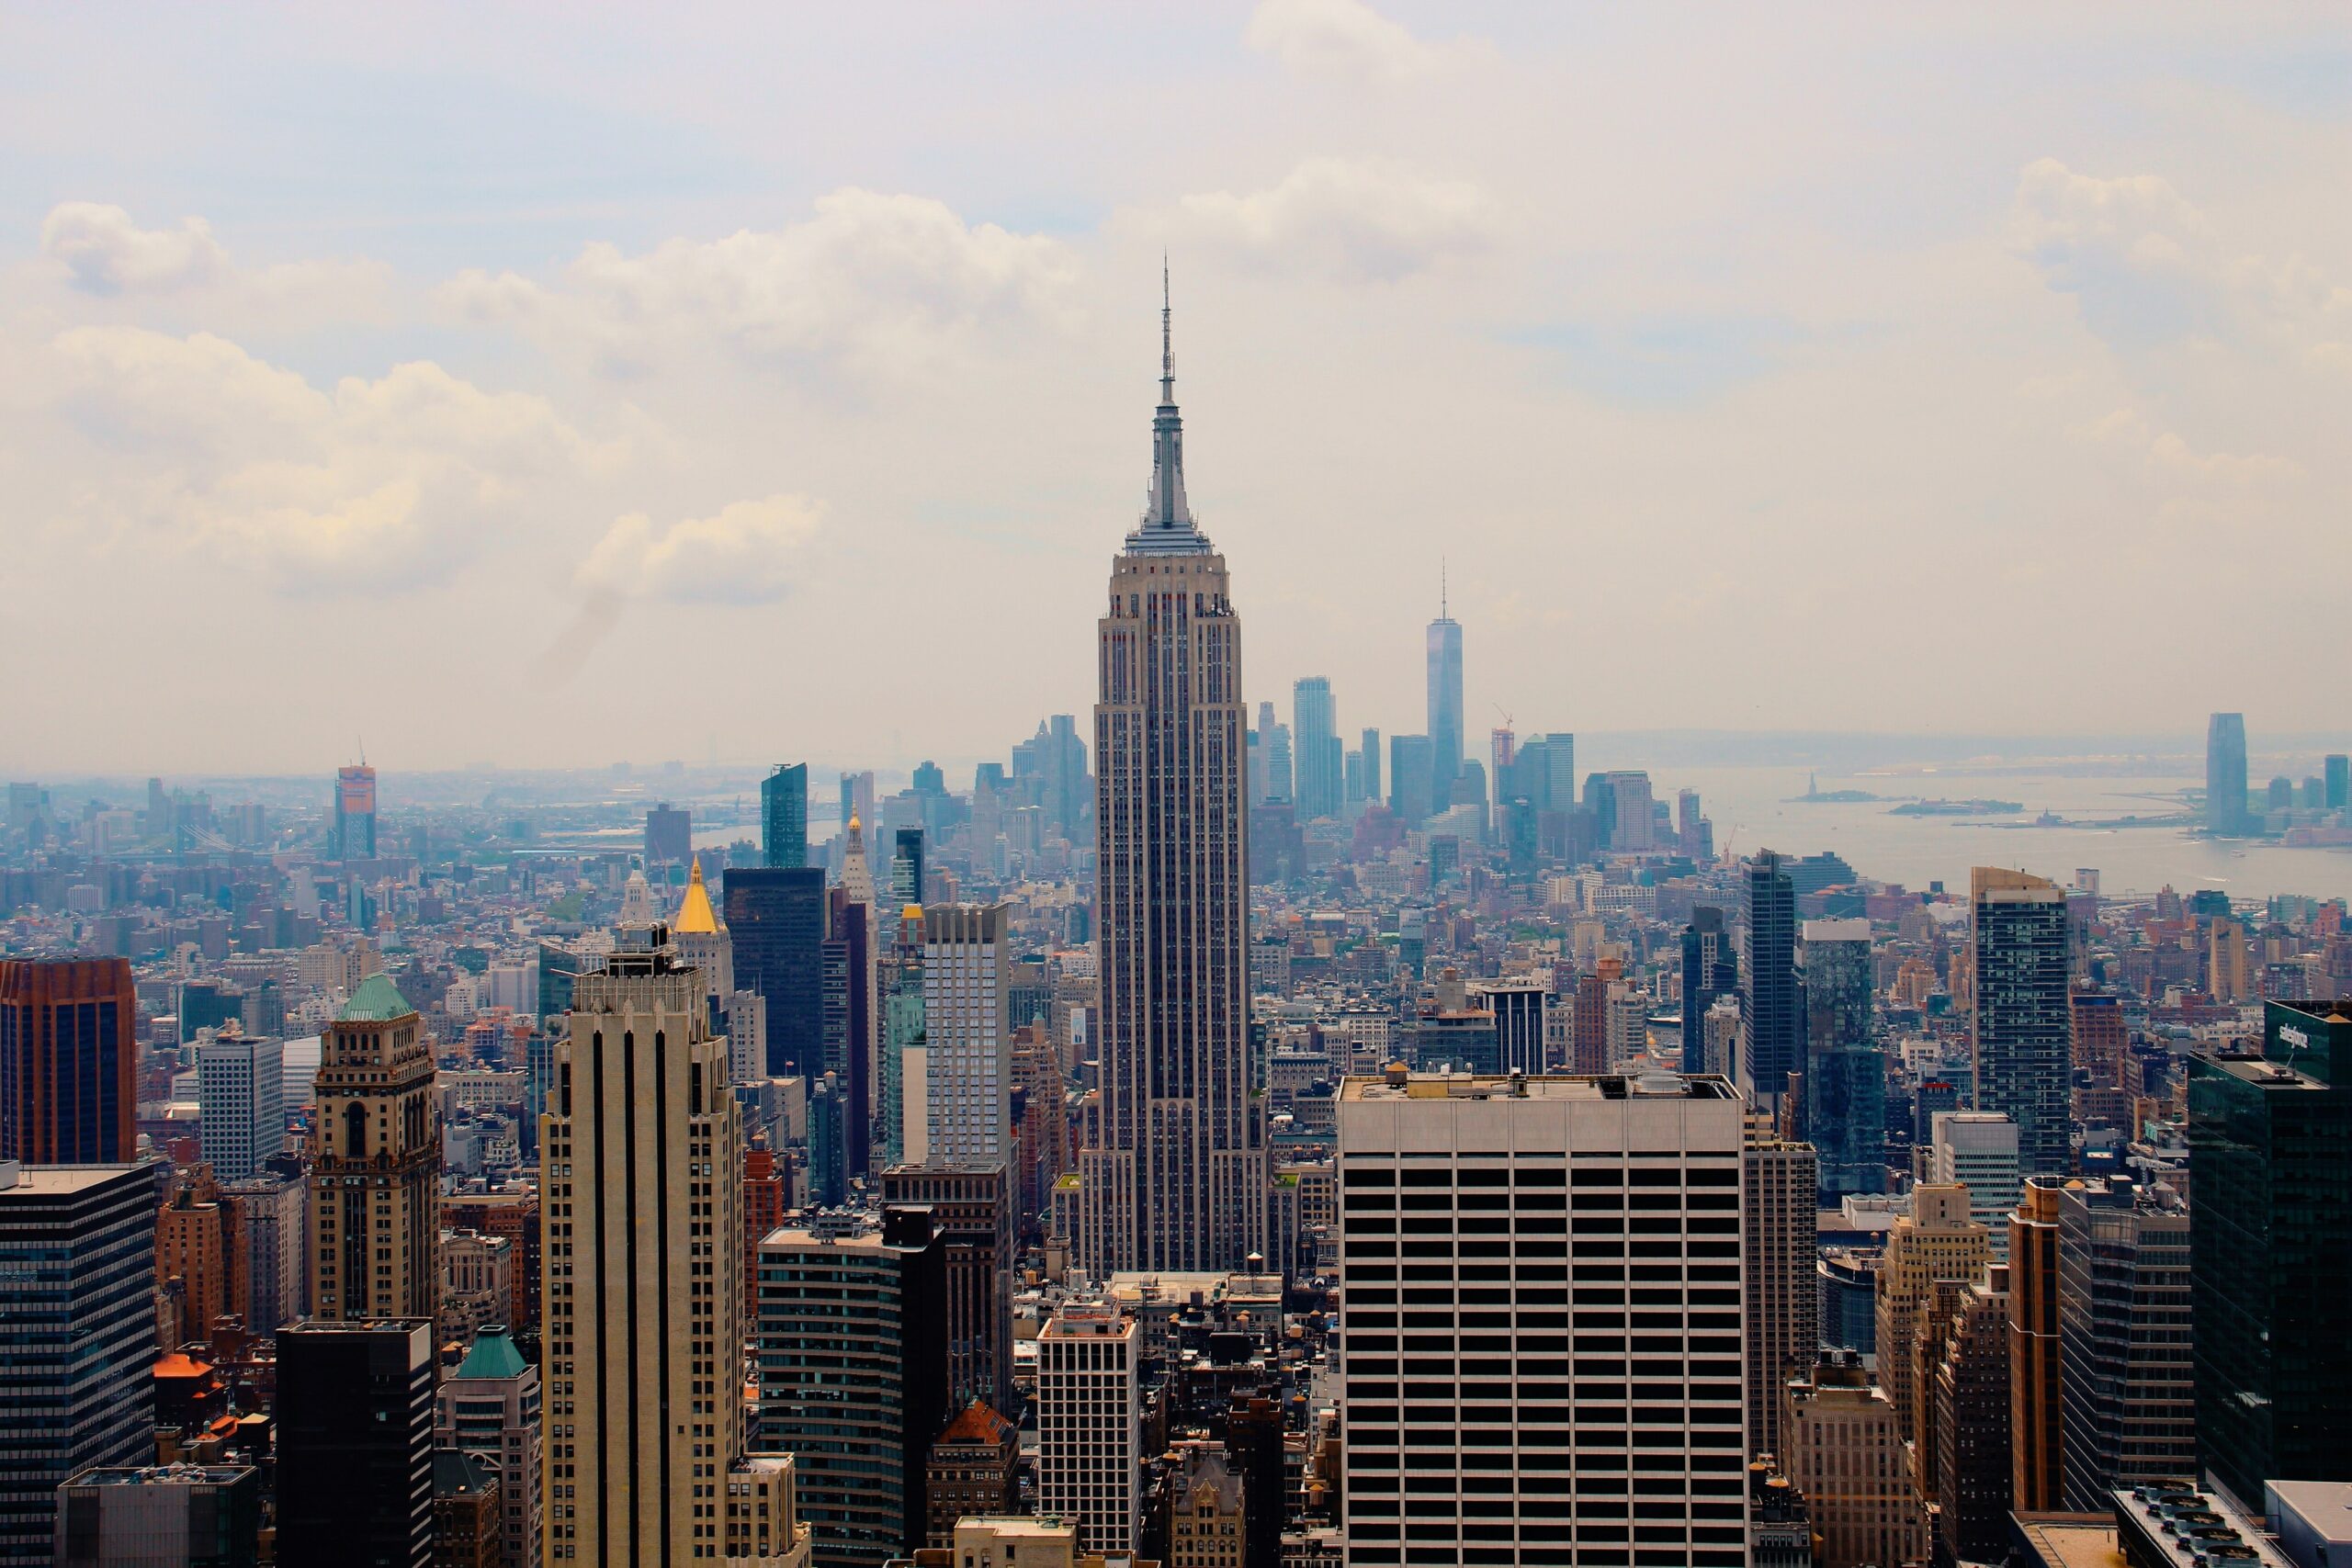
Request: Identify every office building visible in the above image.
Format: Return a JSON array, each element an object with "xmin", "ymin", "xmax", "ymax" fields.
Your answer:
[
  {"xmin": 1360, "ymin": 727, "xmax": 1382, "ymax": 805},
  {"xmin": 877, "ymin": 908, "xmax": 922, "ymax": 1169},
  {"xmin": 918, "ymin": 904, "xmax": 1011, "ymax": 1168},
  {"xmin": 1800, "ymin": 919, "xmax": 1884, "ymax": 1195},
  {"xmin": 880, "ymin": 1164, "xmax": 1012, "ymax": 1415},
  {"xmin": 2207, "ymin": 713, "xmax": 2250, "ymax": 835},
  {"xmin": 2056, "ymin": 1178, "xmax": 2194, "ymax": 1509},
  {"xmin": 2189, "ymin": 1000, "xmax": 2352, "ymax": 1511},
  {"xmin": 763, "ymin": 763, "xmax": 808, "ymax": 869},
  {"xmin": 1292, "ymin": 677, "xmax": 1342, "ymax": 822},
  {"xmin": 2327, "ymin": 753, "xmax": 2349, "ymax": 812},
  {"xmin": 1427, "ymin": 587, "xmax": 1464, "ymax": 800},
  {"xmin": 1466, "ymin": 979, "xmax": 1547, "ymax": 1076},
  {"xmin": 1078, "ymin": 293, "xmax": 1268, "ymax": 1277},
  {"xmin": 1780, "ymin": 1352, "xmax": 1928, "ymax": 1568},
  {"xmin": 277, "ymin": 1319, "xmax": 435, "ymax": 1568},
  {"xmin": 436, "ymin": 1326, "xmax": 543, "ymax": 1568},
  {"xmin": 0, "ymin": 1162, "xmax": 154, "ymax": 1567},
  {"xmin": 51, "ymin": 1463, "xmax": 260, "ymax": 1568},
  {"xmin": 723, "ymin": 867, "xmax": 828, "ymax": 1077},
  {"xmin": 335, "ymin": 762, "xmax": 378, "ymax": 860},
  {"xmin": 435, "ymin": 1450, "xmax": 502, "ymax": 1568},
  {"xmin": 220, "ymin": 1168, "xmax": 305, "ymax": 1332},
  {"xmin": 1338, "ymin": 1070, "xmax": 1748, "ymax": 1568},
  {"xmin": 824, "ymin": 884, "xmax": 875, "ymax": 1185},
  {"xmin": 921, "ymin": 1402, "xmax": 1017, "ymax": 1551},
  {"xmin": 2069, "ymin": 989, "xmax": 2127, "ymax": 1084},
  {"xmin": 1929, "ymin": 1111, "xmax": 2022, "ymax": 1257},
  {"xmin": 1385, "ymin": 733, "xmax": 1434, "ymax": 825},
  {"xmin": 1679, "ymin": 907, "xmax": 1737, "ymax": 1077},
  {"xmin": 309, "ymin": 974, "xmax": 437, "ymax": 1321},
  {"xmin": 672, "ymin": 859, "xmax": 733, "ymax": 1015},
  {"xmin": 645, "ymin": 802, "xmax": 692, "ymax": 867},
  {"xmin": 889, "ymin": 829, "xmax": 925, "ymax": 908},
  {"xmin": 1035, "ymin": 1300, "xmax": 1144, "ymax": 1555},
  {"xmin": 0, "ymin": 955, "xmax": 137, "ymax": 1164},
  {"xmin": 1874, "ymin": 1184, "xmax": 1988, "ymax": 1447},
  {"xmin": 755, "ymin": 1210, "xmax": 948, "ymax": 1568},
  {"xmin": 1741, "ymin": 852, "xmax": 1802, "ymax": 1111},
  {"xmin": 1165, "ymin": 1448, "xmax": 1246, "ymax": 1568},
  {"xmin": 1930, "ymin": 1265, "xmax": 2013, "ymax": 1567},
  {"xmin": 1747, "ymin": 1131, "xmax": 1820, "ymax": 1461},
  {"xmin": 196, "ymin": 1032, "xmax": 282, "ymax": 1181},
  {"xmin": 1971, "ymin": 868, "xmax": 2072, "ymax": 1179},
  {"xmin": 541, "ymin": 937, "xmax": 799, "ymax": 1564}
]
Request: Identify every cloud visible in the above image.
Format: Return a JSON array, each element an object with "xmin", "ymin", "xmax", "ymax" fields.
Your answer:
[
  {"xmin": 438, "ymin": 188, "xmax": 1079, "ymax": 381},
  {"xmin": 1243, "ymin": 0, "xmax": 1464, "ymax": 85},
  {"xmin": 2012, "ymin": 158, "xmax": 2352, "ymax": 363},
  {"xmin": 2071, "ymin": 406, "xmax": 2303, "ymax": 487},
  {"xmin": 41, "ymin": 326, "xmax": 612, "ymax": 589},
  {"xmin": 1172, "ymin": 157, "xmax": 1499, "ymax": 281},
  {"xmin": 41, "ymin": 203, "xmax": 227, "ymax": 294},
  {"xmin": 576, "ymin": 494, "xmax": 823, "ymax": 604}
]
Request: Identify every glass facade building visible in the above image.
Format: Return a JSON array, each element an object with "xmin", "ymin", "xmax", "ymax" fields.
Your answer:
[
  {"xmin": 762, "ymin": 761, "xmax": 808, "ymax": 869},
  {"xmin": 1803, "ymin": 919, "xmax": 1886, "ymax": 1196}
]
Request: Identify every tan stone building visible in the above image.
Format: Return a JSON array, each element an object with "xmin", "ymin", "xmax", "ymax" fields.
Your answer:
[
  {"xmin": 1781, "ymin": 1351, "xmax": 1928, "ymax": 1568},
  {"xmin": 1874, "ymin": 1182, "xmax": 1986, "ymax": 1446},
  {"xmin": 1745, "ymin": 1126, "xmax": 1819, "ymax": 1458},
  {"xmin": 309, "ymin": 974, "xmax": 438, "ymax": 1322},
  {"xmin": 1165, "ymin": 1448, "xmax": 1246, "ymax": 1568}
]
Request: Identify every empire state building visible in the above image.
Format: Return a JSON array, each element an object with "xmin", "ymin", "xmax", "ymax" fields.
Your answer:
[{"xmin": 1078, "ymin": 281, "xmax": 1268, "ymax": 1275}]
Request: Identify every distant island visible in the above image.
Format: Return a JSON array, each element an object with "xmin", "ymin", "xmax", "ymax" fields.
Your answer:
[
  {"xmin": 1890, "ymin": 798, "xmax": 2024, "ymax": 817},
  {"xmin": 1789, "ymin": 773, "xmax": 1885, "ymax": 804}
]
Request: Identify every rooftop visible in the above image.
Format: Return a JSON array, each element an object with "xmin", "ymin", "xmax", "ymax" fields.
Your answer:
[
  {"xmin": 337, "ymin": 972, "xmax": 415, "ymax": 1022},
  {"xmin": 453, "ymin": 1327, "xmax": 528, "ymax": 1382},
  {"xmin": 1340, "ymin": 1070, "xmax": 1737, "ymax": 1102}
]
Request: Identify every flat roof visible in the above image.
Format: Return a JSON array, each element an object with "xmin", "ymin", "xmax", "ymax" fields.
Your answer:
[
  {"xmin": 0, "ymin": 1162, "xmax": 151, "ymax": 1197},
  {"xmin": 1340, "ymin": 1072, "xmax": 1736, "ymax": 1102}
]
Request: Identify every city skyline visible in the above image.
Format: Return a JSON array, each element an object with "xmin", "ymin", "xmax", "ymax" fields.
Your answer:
[{"xmin": 6, "ymin": 4, "xmax": 2350, "ymax": 773}]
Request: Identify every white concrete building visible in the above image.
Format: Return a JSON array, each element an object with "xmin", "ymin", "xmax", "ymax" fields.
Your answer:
[
  {"xmin": 1035, "ymin": 1300, "xmax": 1142, "ymax": 1553},
  {"xmin": 919, "ymin": 903, "xmax": 1011, "ymax": 1166}
]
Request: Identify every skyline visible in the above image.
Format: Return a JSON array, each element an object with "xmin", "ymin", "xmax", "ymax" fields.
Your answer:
[{"xmin": 4, "ymin": 4, "xmax": 2349, "ymax": 773}]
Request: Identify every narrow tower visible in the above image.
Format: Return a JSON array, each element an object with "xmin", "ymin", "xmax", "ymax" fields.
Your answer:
[{"xmin": 1077, "ymin": 277, "xmax": 1268, "ymax": 1275}]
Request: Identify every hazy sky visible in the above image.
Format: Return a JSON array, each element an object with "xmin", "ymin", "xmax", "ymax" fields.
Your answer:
[{"xmin": 4, "ymin": 3, "xmax": 2347, "ymax": 778}]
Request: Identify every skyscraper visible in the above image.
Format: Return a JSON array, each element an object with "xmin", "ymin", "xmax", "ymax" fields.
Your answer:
[
  {"xmin": 1740, "ymin": 851, "xmax": 1801, "ymax": 1112},
  {"xmin": 275, "ymin": 1319, "xmax": 435, "ymax": 1568},
  {"xmin": 539, "ymin": 936, "xmax": 802, "ymax": 1564},
  {"xmin": 919, "ymin": 903, "xmax": 1010, "ymax": 1168},
  {"xmin": 435, "ymin": 1325, "xmax": 544, "ymax": 1568},
  {"xmin": 2205, "ymin": 712, "xmax": 2252, "ymax": 835},
  {"xmin": 1078, "ymin": 284, "xmax": 1267, "ymax": 1276},
  {"xmin": 722, "ymin": 866, "xmax": 828, "ymax": 1077},
  {"xmin": 1360, "ymin": 727, "xmax": 1382, "ymax": 805},
  {"xmin": 1970, "ymin": 868, "xmax": 2071, "ymax": 1179},
  {"xmin": 0, "ymin": 1162, "xmax": 154, "ymax": 1567},
  {"xmin": 334, "ymin": 762, "xmax": 377, "ymax": 861},
  {"xmin": 1426, "ymin": 581, "xmax": 1464, "ymax": 802},
  {"xmin": 1291, "ymin": 676, "xmax": 1341, "ymax": 822},
  {"xmin": 889, "ymin": 828, "xmax": 925, "ymax": 908},
  {"xmin": 196, "ymin": 1031, "xmax": 283, "ymax": 1181},
  {"xmin": 1385, "ymin": 734, "xmax": 1434, "ymax": 825},
  {"xmin": 644, "ymin": 802, "xmax": 691, "ymax": 867},
  {"xmin": 824, "ymin": 883, "xmax": 876, "ymax": 1184},
  {"xmin": 309, "ymin": 974, "xmax": 437, "ymax": 1322},
  {"xmin": 1680, "ymin": 908, "xmax": 1738, "ymax": 1077},
  {"xmin": 880, "ymin": 1164, "xmax": 1013, "ymax": 1416},
  {"xmin": 2327, "ymin": 752, "xmax": 2349, "ymax": 812},
  {"xmin": 1875, "ymin": 1184, "xmax": 1988, "ymax": 1450},
  {"xmin": 762, "ymin": 762, "xmax": 808, "ymax": 869},
  {"xmin": 2007, "ymin": 1178, "xmax": 2064, "ymax": 1514},
  {"xmin": 1338, "ymin": 1069, "xmax": 1748, "ymax": 1568},
  {"xmin": 1802, "ymin": 919, "xmax": 1886, "ymax": 1196},
  {"xmin": 1035, "ymin": 1301, "xmax": 1143, "ymax": 1555},
  {"xmin": 0, "ymin": 955, "xmax": 137, "ymax": 1164},
  {"xmin": 2188, "ymin": 999, "xmax": 2352, "ymax": 1510},
  {"xmin": 1746, "ymin": 1130, "xmax": 1820, "ymax": 1460},
  {"xmin": 2056, "ymin": 1177, "xmax": 2194, "ymax": 1509}
]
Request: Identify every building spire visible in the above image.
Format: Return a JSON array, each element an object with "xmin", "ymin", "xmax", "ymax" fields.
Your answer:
[
  {"xmin": 1130, "ymin": 259, "xmax": 1202, "ymax": 550},
  {"xmin": 1161, "ymin": 252, "xmax": 1174, "ymax": 407},
  {"xmin": 1442, "ymin": 557, "xmax": 1448, "ymax": 620}
]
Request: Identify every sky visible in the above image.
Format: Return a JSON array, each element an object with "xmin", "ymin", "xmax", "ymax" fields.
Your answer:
[{"xmin": 2, "ymin": 2, "xmax": 2347, "ymax": 779}]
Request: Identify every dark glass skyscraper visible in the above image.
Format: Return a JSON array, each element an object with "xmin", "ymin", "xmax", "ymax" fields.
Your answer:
[
  {"xmin": 762, "ymin": 761, "xmax": 808, "ymax": 869},
  {"xmin": 1426, "ymin": 591, "xmax": 1464, "ymax": 803},
  {"xmin": 1802, "ymin": 919, "xmax": 1886, "ymax": 1196},
  {"xmin": 1679, "ymin": 907, "xmax": 1737, "ymax": 1075},
  {"xmin": 1360, "ymin": 727, "xmax": 1382, "ymax": 805},
  {"xmin": 334, "ymin": 763, "xmax": 377, "ymax": 861},
  {"xmin": 1740, "ymin": 851, "xmax": 1801, "ymax": 1111},
  {"xmin": 2188, "ymin": 1000, "xmax": 2352, "ymax": 1510},
  {"xmin": 2327, "ymin": 752, "xmax": 2349, "ymax": 812},
  {"xmin": 1970, "ymin": 868, "xmax": 2071, "ymax": 1178},
  {"xmin": 0, "ymin": 956, "xmax": 136, "ymax": 1164},
  {"xmin": 276, "ymin": 1319, "xmax": 435, "ymax": 1568},
  {"xmin": 1386, "ymin": 734, "xmax": 1434, "ymax": 825},
  {"xmin": 723, "ymin": 866, "xmax": 828, "ymax": 1076},
  {"xmin": 1292, "ymin": 676, "xmax": 1341, "ymax": 822},
  {"xmin": 2206, "ymin": 712, "xmax": 2249, "ymax": 836}
]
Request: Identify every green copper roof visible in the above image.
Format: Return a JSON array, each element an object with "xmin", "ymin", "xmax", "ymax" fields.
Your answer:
[
  {"xmin": 338, "ymin": 972, "xmax": 414, "ymax": 1021},
  {"xmin": 455, "ymin": 1328, "xmax": 527, "ymax": 1381}
]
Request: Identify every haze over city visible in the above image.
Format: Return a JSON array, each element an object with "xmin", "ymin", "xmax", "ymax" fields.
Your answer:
[{"xmin": 6, "ymin": 3, "xmax": 2349, "ymax": 774}]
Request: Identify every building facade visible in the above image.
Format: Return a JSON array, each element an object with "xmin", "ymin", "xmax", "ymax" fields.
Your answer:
[
  {"xmin": 1746, "ymin": 1132, "xmax": 1819, "ymax": 1460},
  {"xmin": 918, "ymin": 904, "xmax": 1011, "ymax": 1168},
  {"xmin": 196, "ymin": 1032, "xmax": 282, "ymax": 1181},
  {"xmin": 1780, "ymin": 1352, "xmax": 1928, "ymax": 1568},
  {"xmin": 436, "ymin": 1326, "xmax": 544, "ymax": 1568},
  {"xmin": 1970, "ymin": 868, "xmax": 2072, "ymax": 1179},
  {"xmin": 1035, "ymin": 1300, "xmax": 1143, "ymax": 1554},
  {"xmin": 763, "ymin": 763, "xmax": 808, "ymax": 869},
  {"xmin": 309, "ymin": 974, "xmax": 437, "ymax": 1322},
  {"xmin": 0, "ymin": 955, "xmax": 137, "ymax": 1164},
  {"xmin": 878, "ymin": 1163, "xmax": 1012, "ymax": 1415},
  {"xmin": 721, "ymin": 867, "xmax": 828, "ymax": 1078},
  {"xmin": 277, "ymin": 1319, "xmax": 435, "ymax": 1568},
  {"xmin": 1740, "ymin": 852, "xmax": 1801, "ymax": 1113},
  {"xmin": 2056, "ymin": 1178, "xmax": 2194, "ymax": 1509}
]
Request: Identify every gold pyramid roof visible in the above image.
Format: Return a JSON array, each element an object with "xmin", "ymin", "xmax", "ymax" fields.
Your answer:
[{"xmin": 673, "ymin": 857, "xmax": 724, "ymax": 934}]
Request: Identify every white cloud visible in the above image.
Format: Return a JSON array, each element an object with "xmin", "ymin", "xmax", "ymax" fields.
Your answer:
[
  {"xmin": 575, "ymin": 494, "xmax": 823, "ymax": 604},
  {"xmin": 438, "ymin": 188, "xmax": 1080, "ymax": 381},
  {"xmin": 41, "ymin": 202, "xmax": 227, "ymax": 294},
  {"xmin": 1172, "ymin": 157, "xmax": 1500, "ymax": 281},
  {"xmin": 41, "ymin": 326, "xmax": 613, "ymax": 589},
  {"xmin": 2071, "ymin": 406, "xmax": 2302, "ymax": 486},
  {"xmin": 1243, "ymin": 0, "xmax": 1463, "ymax": 85}
]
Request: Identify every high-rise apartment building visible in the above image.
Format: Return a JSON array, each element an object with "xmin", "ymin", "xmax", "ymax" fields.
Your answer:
[
  {"xmin": 0, "ymin": 1161, "xmax": 153, "ymax": 1567},
  {"xmin": 755, "ymin": 1209, "xmax": 947, "ymax": 1568},
  {"xmin": 2056, "ymin": 1178, "xmax": 2194, "ymax": 1509},
  {"xmin": 309, "ymin": 975, "xmax": 437, "ymax": 1322},
  {"xmin": 2007, "ymin": 1179, "xmax": 2065, "ymax": 1515},
  {"xmin": 222, "ymin": 1166, "xmax": 306, "ymax": 1331},
  {"xmin": 1747, "ymin": 1131, "xmax": 1820, "ymax": 1460},
  {"xmin": 1931, "ymin": 1265, "xmax": 2014, "ymax": 1567},
  {"xmin": 1427, "ymin": 589, "xmax": 1464, "ymax": 801},
  {"xmin": 1035, "ymin": 1300, "xmax": 1143, "ymax": 1555},
  {"xmin": 889, "ymin": 829, "xmax": 925, "ymax": 909},
  {"xmin": 879, "ymin": 1165, "xmax": 1012, "ymax": 1415},
  {"xmin": 196, "ymin": 1031, "xmax": 282, "ymax": 1180},
  {"xmin": 334, "ymin": 762, "xmax": 378, "ymax": 860},
  {"xmin": 763, "ymin": 763, "xmax": 808, "ymax": 869},
  {"xmin": 437, "ymin": 1326, "xmax": 544, "ymax": 1568},
  {"xmin": 0, "ymin": 955, "xmax": 137, "ymax": 1164},
  {"xmin": 2206, "ymin": 713, "xmax": 2249, "ymax": 836},
  {"xmin": 1802, "ymin": 919, "xmax": 1885, "ymax": 1196},
  {"xmin": 1078, "ymin": 293, "xmax": 1267, "ymax": 1276},
  {"xmin": 723, "ymin": 867, "xmax": 828, "ymax": 1077},
  {"xmin": 1929, "ymin": 1111, "xmax": 2023, "ymax": 1258},
  {"xmin": 539, "ymin": 938, "xmax": 802, "ymax": 1565},
  {"xmin": 1970, "ymin": 868, "xmax": 2071, "ymax": 1179},
  {"xmin": 1741, "ymin": 852, "xmax": 1802, "ymax": 1111},
  {"xmin": 1780, "ymin": 1352, "xmax": 1928, "ymax": 1568},
  {"xmin": 2068, "ymin": 988, "xmax": 2127, "ymax": 1085},
  {"xmin": 1874, "ymin": 1183, "xmax": 1988, "ymax": 1447},
  {"xmin": 1680, "ymin": 907, "xmax": 1737, "ymax": 1077},
  {"xmin": 919, "ymin": 904, "xmax": 1010, "ymax": 1168},
  {"xmin": 277, "ymin": 1318, "xmax": 435, "ymax": 1568},
  {"xmin": 2188, "ymin": 999, "xmax": 2352, "ymax": 1511},
  {"xmin": 1292, "ymin": 677, "xmax": 1342, "ymax": 822},
  {"xmin": 1338, "ymin": 1070, "xmax": 1748, "ymax": 1568}
]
